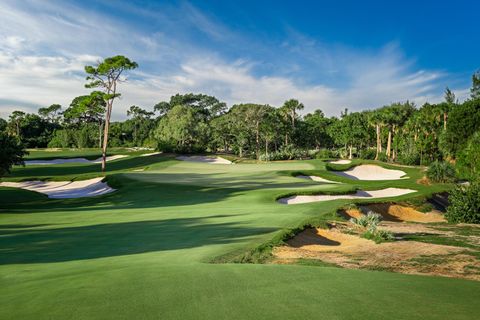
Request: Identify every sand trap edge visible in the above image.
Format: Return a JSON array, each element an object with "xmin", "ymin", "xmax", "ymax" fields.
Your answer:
[
  {"xmin": 0, "ymin": 177, "xmax": 116, "ymax": 199},
  {"xmin": 278, "ymin": 188, "xmax": 417, "ymax": 205}
]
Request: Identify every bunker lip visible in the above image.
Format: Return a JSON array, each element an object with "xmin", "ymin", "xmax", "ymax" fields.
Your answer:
[
  {"xmin": 140, "ymin": 152, "xmax": 162, "ymax": 157},
  {"xmin": 329, "ymin": 159, "xmax": 351, "ymax": 164},
  {"xmin": 278, "ymin": 188, "xmax": 416, "ymax": 204},
  {"xmin": 176, "ymin": 155, "xmax": 232, "ymax": 164},
  {"xmin": 24, "ymin": 155, "xmax": 128, "ymax": 166},
  {"xmin": 331, "ymin": 164, "xmax": 407, "ymax": 180},
  {"xmin": 340, "ymin": 205, "xmax": 445, "ymax": 223},
  {"xmin": 0, "ymin": 177, "xmax": 115, "ymax": 199},
  {"xmin": 295, "ymin": 175, "xmax": 341, "ymax": 184}
]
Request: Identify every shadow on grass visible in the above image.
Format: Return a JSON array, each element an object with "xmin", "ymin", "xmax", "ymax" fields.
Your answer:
[
  {"xmin": 0, "ymin": 172, "xmax": 339, "ymax": 213},
  {"xmin": 6, "ymin": 154, "xmax": 175, "ymax": 181},
  {"xmin": 0, "ymin": 215, "xmax": 275, "ymax": 264}
]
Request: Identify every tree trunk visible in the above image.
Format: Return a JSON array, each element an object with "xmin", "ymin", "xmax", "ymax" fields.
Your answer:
[
  {"xmin": 386, "ymin": 129, "xmax": 392, "ymax": 159},
  {"xmin": 134, "ymin": 122, "xmax": 137, "ymax": 146},
  {"xmin": 349, "ymin": 144, "xmax": 353, "ymax": 159},
  {"xmin": 98, "ymin": 120, "xmax": 103, "ymax": 148},
  {"xmin": 101, "ymin": 103, "xmax": 112, "ymax": 172},
  {"xmin": 255, "ymin": 121, "xmax": 260, "ymax": 159},
  {"xmin": 265, "ymin": 139, "xmax": 269, "ymax": 161},
  {"xmin": 443, "ymin": 112, "xmax": 447, "ymax": 130},
  {"xmin": 375, "ymin": 124, "xmax": 380, "ymax": 160}
]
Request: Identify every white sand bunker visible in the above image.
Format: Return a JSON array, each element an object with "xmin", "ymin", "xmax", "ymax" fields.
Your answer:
[
  {"xmin": 176, "ymin": 155, "xmax": 232, "ymax": 164},
  {"xmin": 330, "ymin": 159, "xmax": 351, "ymax": 164},
  {"xmin": 278, "ymin": 188, "xmax": 416, "ymax": 205},
  {"xmin": 296, "ymin": 175, "xmax": 341, "ymax": 184},
  {"xmin": 332, "ymin": 164, "xmax": 407, "ymax": 180},
  {"xmin": 140, "ymin": 152, "xmax": 162, "ymax": 157},
  {"xmin": 24, "ymin": 155, "xmax": 128, "ymax": 166},
  {"xmin": 0, "ymin": 177, "xmax": 115, "ymax": 199}
]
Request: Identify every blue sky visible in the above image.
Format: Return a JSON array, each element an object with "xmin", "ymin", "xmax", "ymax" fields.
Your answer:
[{"xmin": 0, "ymin": 0, "xmax": 478, "ymax": 119}]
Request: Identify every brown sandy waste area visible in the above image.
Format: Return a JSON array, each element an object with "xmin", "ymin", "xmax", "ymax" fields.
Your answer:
[
  {"xmin": 361, "ymin": 204, "xmax": 444, "ymax": 223},
  {"xmin": 273, "ymin": 206, "xmax": 480, "ymax": 281}
]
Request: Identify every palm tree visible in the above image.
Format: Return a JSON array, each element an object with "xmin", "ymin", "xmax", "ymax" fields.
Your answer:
[{"xmin": 369, "ymin": 109, "xmax": 385, "ymax": 160}]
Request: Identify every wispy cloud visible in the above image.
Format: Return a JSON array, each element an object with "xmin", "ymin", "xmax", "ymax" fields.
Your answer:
[{"xmin": 0, "ymin": 0, "xmax": 468, "ymax": 120}]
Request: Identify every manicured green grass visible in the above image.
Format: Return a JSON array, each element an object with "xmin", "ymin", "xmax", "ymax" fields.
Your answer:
[
  {"xmin": 1, "ymin": 151, "xmax": 478, "ymax": 319},
  {"xmin": 24, "ymin": 147, "xmax": 141, "ymax": 160}
]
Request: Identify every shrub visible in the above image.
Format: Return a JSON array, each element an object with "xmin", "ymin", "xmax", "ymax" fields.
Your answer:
[
  {"xmin": 426, "ymin": 161, "xmax": 456, "ymax": 183},
  {"xmin": 350, "ymin": 211, "xmax": 394, "ymax": 243},
  {"xmin": 445, "ymin": 182, "xmax": 480, "ymax": 224},
  {"xmin": 377, "ymin": 152, "xmax": 388, "ymax": 162},
  {"xmin": 315, "ymin": 149, "xmax": 334, "ymax": 159},
  {"xmin": 0, "ymin": 132, "xmax": 28, "ymax": 177},
  {"xmin": 48, "ymin": 129, "xmax": 72, "ymax": 148},
  {"xmin": 456, "ymin": 131, "xmax": 480, "ymax": 180},
  {"xmin": 259, "ymin": 146, "xmax": 307, "ymax": 161},
  {"xmin": 359, "ymin": 149, "xmax": 376, "ymax": 160},
  {"xmin": 362, "ymin": 229, "xmax": 394, "ymax": 243},
  {"xmin": 350, "ymin": 211, "xmax": 381, "ymax": 232},
  {"xmin": 397, "ymin": 150, "xmax": 420, "ymax": 165}
]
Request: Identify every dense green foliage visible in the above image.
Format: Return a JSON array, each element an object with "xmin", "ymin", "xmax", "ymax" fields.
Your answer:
[
  {"xmin": 426, "ymin": 161, "xmax": 456, "ymax": 183},
  {"xmin": 0, "ymin": 132, "xmax": 27, "ymax": 176},
  {"xmin": 2, "ymin": 63, "xmax": 479, "ymax": 180},
  {"xmin": 446, "ymin": 182, "xmax": 480, "ymax": 223}
]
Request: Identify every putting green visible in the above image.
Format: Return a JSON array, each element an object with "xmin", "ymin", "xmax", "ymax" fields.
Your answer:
[{"xmin": 1, "ymin": 152, "xmax": 478, "ymax": 319}]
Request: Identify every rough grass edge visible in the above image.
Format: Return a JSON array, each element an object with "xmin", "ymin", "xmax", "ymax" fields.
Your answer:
[{"xmin": 210, "ymin": 211, "xmax": 339, "ymax": 264}]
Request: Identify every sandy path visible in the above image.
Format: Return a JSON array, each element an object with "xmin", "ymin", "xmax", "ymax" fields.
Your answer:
[
  {"xmin": 296, "ymin": 175, "xmax": 341, "ymax": 184},
  {"xmin": 176, "ymin": 155, "xmax": 232, "ymax": 164},
  {"xmin": 278, "ymin": 188, "xmax": 416, "ymax": 204},
  {"xmin": 330, "ymin": 159, "xmax": 351, "ymax": 164},
  {"xmin": 25, "ymin": 155, "xmax": 128, "ymax": 166},
  {"xmin": 332, "ymin": 164, "xmax": 407, "ymax": 180},
  {"xmin": 0, "ymin": 177, "xmax": 115, "ymax": 198}
]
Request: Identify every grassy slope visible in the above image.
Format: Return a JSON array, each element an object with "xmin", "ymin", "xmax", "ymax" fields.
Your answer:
[{"xmin": 1, "ymin": 152, "xmax": 478, "ymax": 319}]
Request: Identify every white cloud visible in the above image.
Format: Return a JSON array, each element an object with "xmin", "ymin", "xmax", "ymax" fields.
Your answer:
[{"xmin": 0, "ymin": 0, "xmax": 470, "ymax": 120}]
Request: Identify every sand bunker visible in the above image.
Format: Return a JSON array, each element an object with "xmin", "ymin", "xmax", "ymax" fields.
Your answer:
[
  {"xmin": 296, "ymin": 175, "xmax": 341, "ymax": 184},
  {"xmin": 0, "ymin": 177, "xmax": 115, "ymax": 198},
  {"xmin": 24, "ymin": 155, "xmax": 128, "ymax": 166},
  {"xmin": 365, "ymin": 203, "xmax": 445, "ymax": 223},
  {"xmin": 278, "ymin": 188, "xmax": 416, "ymax": 204},
  {"xmin": 140, "ymin": 152, "xmax": 162, "ymax": 157},
  {"xmin": 332, "ymin": 164, "xmax": 407, "ymax": 180},
  {"xmin": 340, "ymin": 205, "xmax": 445, "ymax": 223},
  {"xmin": 176, "ymin": 155, "xmax": 232, "ymax": 164},
  {"xmin": 330, "ymin": 159, "xmax": 351, "ymax": 164}
]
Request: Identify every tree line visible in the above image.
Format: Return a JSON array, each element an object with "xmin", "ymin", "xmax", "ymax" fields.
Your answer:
[{"xmin": 1, "ymin": 56, "xmax": 479, "ymax": 179}]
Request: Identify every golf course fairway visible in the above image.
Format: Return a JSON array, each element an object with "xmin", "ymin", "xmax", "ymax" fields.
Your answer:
[{"xmin": 1, "ymin": 152, "xmax": 479, "ymax": 319}]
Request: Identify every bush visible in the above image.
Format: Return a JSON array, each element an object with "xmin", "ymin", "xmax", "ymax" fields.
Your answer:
[
  {"xmin": 426, "ymin": 161, "xmax": 456, "ymax": 183},
  {"xmin": 359, "ymin": 149, "xmax": 376, "ymax": 160},
  {"xmin": 48, "ymin": 129, "xmax": 72, "ymax": 148},
  {"xmin": 445, "ymin": 182, "xmax": 480, "ymax": 224},
  {"xmin": 350, "ymin": 211, "xmax": 381, "ymax": 232},
  {"xmin": 456, "ymin": 131, "xmax": 480, "ymax": 180},
  {"xmin": 377, "ymin": 152, "xmax": 388, "ymax": 162},
  {"xmin": 0, "ymin": 132, "xmax": 27, "ymax": 177},
  {"xmin": 259, "ymin": 146, "xmax": 307, "ymax": 161},
  {"xmin": 397, "ymin": 150, "xmax": 420, "ymax": 165},
  {"xmin": 362, "ymin": 229, "xmax": 394, "ymax": 243},
  {"xmin": 315, "ymin": 149, "xmax": 335, "ymax": 159},
  {"xmin": 350, "ymin": 211, "xmax": 394, "ymax": 243}
]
